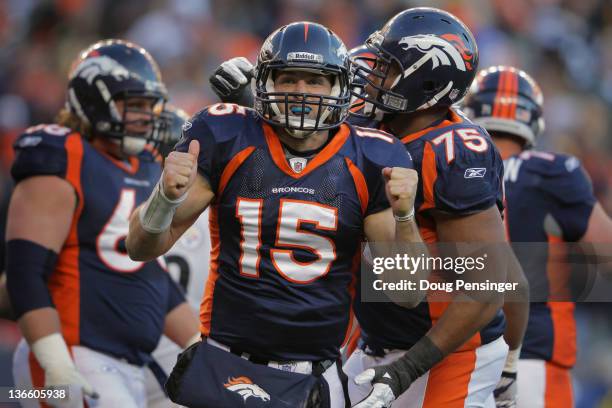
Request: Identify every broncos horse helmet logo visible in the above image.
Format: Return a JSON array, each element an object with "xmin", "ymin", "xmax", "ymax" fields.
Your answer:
[
  {"xmin": 224, "ymin": 376, "xmax": 271, "ymax": 403},
  {"xmin": 398, "ymin": 34, "xmax": 474, "ymax": 72},
  {"xmin": 71, "ymin": 55, "xmax": 133, "ymax": 85}
]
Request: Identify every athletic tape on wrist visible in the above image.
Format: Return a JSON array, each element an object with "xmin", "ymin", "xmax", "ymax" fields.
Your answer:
[
  {"xmin": 139, "ymin": 179, "xmax": 187, "ymax": 234},
  {"xmin": 504, "ymin": 346, "xmax": 521, "ymax": 374},
  {"xmin": 31, "ymin": 333, "xmax": 75, "ymax": 370}
]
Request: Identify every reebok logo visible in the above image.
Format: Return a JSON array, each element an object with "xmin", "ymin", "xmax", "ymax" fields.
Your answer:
[{"xmin": 464, "ymin": 168, "xmax": 486, "ymax": 178}]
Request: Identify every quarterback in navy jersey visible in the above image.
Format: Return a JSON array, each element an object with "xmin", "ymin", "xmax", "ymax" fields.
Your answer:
[
  {"xmin": 209, "ymin": 9, "xmax": 526, "ymax": 408},
  {"xmin": 465, "ymin": 65, "xmax": 612, "ymax": 408},
  {"xmin": 128, "ymin": 22, "xmax": 423, "ymax": 408},
  {"xmin": 6, "ymin": 40, "xmax": 200, "ymax": 408}
]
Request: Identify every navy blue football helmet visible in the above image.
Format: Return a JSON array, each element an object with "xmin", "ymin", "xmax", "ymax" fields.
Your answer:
[
  {"xmin": 351, "ymin": 7, "xmax": 478, "ymax": 117},
  {"xmin": 463, "ymin": 66, "xmax": 544, "ymax": 148},
  {"xmin": 253, "ymin": 21, "xmax": 351, "ymax": 137},
  {"xmin": 67, "ymin": 39, "xmax": 168, "ymax": 154}
]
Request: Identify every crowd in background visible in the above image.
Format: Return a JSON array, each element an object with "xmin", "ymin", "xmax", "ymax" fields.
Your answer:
[{"xmin": 0, "ymin": 0, "xmax": 610, "ymax": 406}]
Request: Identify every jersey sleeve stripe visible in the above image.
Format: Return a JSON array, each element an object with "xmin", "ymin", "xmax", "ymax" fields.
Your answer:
[
  {"xmin": 218, "ymin": 146, "xmax": 256, "ymax": 197},
  {"xmin": 200, "ymin": 205, "xmax": 221, "ymax": 337},
  {"xmin": 420, "ymin": 142, "xmax": 437, "ymax": 211},
  {"xmin": 50, "ymin": 132, "xmax": 84, "ymax": 346},
  {"xmin": 344, "ymin": 157, "xmax": 369, "ymax": 215}
]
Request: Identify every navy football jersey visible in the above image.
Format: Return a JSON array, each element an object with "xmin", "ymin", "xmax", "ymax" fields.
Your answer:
[
  {"xmin": 175, "ymin": 103, "xmax": 413, "ymax": 361},
  {"xmin": 504, "ymin": 150, "xmax": 595, "ymax": 367},
  {"xmin": 351, "ymin": 109, "xmax": 507, "ymax": 351},
  {"xmin": 11, "ymin": 124, "xmax": 184, "ymax": 366}
]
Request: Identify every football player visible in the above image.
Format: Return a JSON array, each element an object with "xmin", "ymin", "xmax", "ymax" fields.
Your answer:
[
  {"xmin": 127, "ymin": 21, "xmax": 423, "ymax": 407},
  {"xmin": 209, "ymin": 9, "xmax": 523, "ymax": 408},
  {"xmin": 464, "ymin": 65, "xmax": 612, "ymax": 408},
  {"xmin": 145, "ymin": 105, "xmax": 212, "ymax": 408},
  {"xmin": 6, "ymin": 40, "xmax": 199, "ymax": 408}
]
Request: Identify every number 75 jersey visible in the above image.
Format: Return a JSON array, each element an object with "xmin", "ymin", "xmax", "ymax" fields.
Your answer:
[{"xmin": 176, "ymin": 104, "xmax": 413, "ymax": 361}]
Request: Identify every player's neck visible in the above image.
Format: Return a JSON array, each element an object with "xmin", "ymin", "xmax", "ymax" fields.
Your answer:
[
  {"xmin": 276, "ymin": 129, "xmax": 329, "ymax": 153},
  {"xmin": 91, "ymin": 136, "xmax": 127, "ymax": 161},
  {"xmin": 492, "ymin": 136, "xmax": 523, "ymax": 160},
  {"xmin": 384, "ymin": 106, "xmax": 448, "ymax": 137}
]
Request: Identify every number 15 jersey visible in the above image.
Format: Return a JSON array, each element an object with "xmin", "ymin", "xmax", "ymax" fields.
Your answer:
[{"xmin": 176, "ymin": 104, "xmax": 412, "ymax": 361}]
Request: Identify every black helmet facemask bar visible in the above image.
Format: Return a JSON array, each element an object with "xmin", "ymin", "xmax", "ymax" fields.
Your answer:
[
  {"xmin": 349, "ymin": 34, "xmax": 412, "ymax": 120},
  {"xmin": 98, "ymin": 90, "xmax": 167, "ymax": 155}
]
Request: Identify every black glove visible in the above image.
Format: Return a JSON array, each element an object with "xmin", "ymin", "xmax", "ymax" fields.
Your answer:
[
  {"xmin": 209, "ymin": 57, "xmax": 254, "ymax": 106},
  {"xmin": 354, "ymin": 336, "xmax": 444, "ymax": 408}
]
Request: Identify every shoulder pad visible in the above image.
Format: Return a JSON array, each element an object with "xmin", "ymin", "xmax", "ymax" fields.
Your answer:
[
  {"xmin": 351, "ymin": 125, "xmax": 412, "ymax": 169},
  {"xmin": 11, "ymin": 124, "xmax": 76, "ymax": 183},
  {"xmin": 520, "ymin": 151, "xmax": 595, "ymax": 205},
  {"xmin": 518, "ymin": 150, "xmax": 575, "ymax": 176},
  {"xmin": 187, "ymin": 103, "xmax": 258, "ymax": 144},
  {"xmin": 425, "ymin": 125, "xmax": 503, "ymax": 214},
  {"xmin": 176, "ymin": 104, "xmax": 259, "ymax": 193},
  {"xmin": 427, "ymin": 124, "xmax": 496, "ymax": 168}
]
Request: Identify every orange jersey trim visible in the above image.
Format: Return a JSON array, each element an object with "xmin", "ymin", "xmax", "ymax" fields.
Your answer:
[
  {"xmin": 422, "ymin": 346, "xmax": 478, "ymax": 407},
  {"xmin": 217, "ymin": 146, "xmax": 256, "ymax": 197},
  {"xmin": 544, "ymin": 362, "xmax": 573, "ymax": 407},
  {"xmin": 420, "ymin": 142, "xmax": 437, "ymax": 212},
  {"xmin": 344, "ymin": 157, "xmax": 369, "ymax": 215},
  {"xmin": 546, "ymin": 235, "xmax": 576, "ymax": 367},
  {"xmin": 49, "ymin": 132, "xmax": 84, "ymax": 346},
  {"xmin": 99, "ymin": 150, "xmax": 140, "ymax": 175},
  {"xmin": 262, "ymin": 122, "xmax": 350, "ymax": 179},
  {"xmin": 200, "ymin": 205, "xmax": 221, "ymax": 336},
  {"xmin": 400, "ymin": 109, "xmax": 463, "ymax": 145}
]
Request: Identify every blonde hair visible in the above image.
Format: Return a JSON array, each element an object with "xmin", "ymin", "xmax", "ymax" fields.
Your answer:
[{"xmin": 56, "ymin": 108, "xmax": 92, "ymax": 139}]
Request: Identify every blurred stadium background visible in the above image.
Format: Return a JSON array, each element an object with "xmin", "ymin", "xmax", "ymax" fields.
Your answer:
[{"xmin": 0, "ymin": 0, "xmax": 610, "ymax": 406}]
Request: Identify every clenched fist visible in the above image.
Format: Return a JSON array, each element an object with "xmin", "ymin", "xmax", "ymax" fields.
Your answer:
[
  {"xmin": 163, "ymin": 140, "xmax": 200, "ymax": 200},
  {"xmin": 382, "ymin": 167, "xmax": 418, "ymax": 218}
]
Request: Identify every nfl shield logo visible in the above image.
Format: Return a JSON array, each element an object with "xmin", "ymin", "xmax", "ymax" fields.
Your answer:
[{"xmin": 289, "ymin": 157, "xmax": 308, "ymax": 173}]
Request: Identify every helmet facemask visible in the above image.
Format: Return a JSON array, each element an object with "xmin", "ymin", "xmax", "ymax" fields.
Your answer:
[
  {"xmin": 350, "ymin": 35, "xmax": 412, "ymax": 119},
  {"xmin": 98, "ymin": 92, "xmax": 166, "ymax": 156},
  {"xmin": 255, "ymin": 65, "xmax": 350, "ymax": 139}
]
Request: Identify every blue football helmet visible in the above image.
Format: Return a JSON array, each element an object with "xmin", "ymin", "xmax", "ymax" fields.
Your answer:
[
  {"xmin": 463, "ymin": 66, "xmax": 545, "ymax": 148},
  {"xmin": 253, "ymin": 21, "xmax": 351, "ymax": 138},
  {"xmin": 67, "ymin": 39, "xmax": 168, "ymax": 155},
  {"xmin": 351, "ymin": 8, "xmax": 478, "ymax": 117}
]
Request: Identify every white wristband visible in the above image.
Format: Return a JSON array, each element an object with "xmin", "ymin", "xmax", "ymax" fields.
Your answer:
[
  {"xmin": 31, "ymin": 333, "xmax": 75, "ymax": 370},
  {"xmin": 394, "ymin": 207, "xmax": 415, "ymax": 222},
  {"xmin": 504, "ymin": 346, "xmax": 521, "ymax": 374},
  {"xmin": 139, "ymin": 179, "xmax": 187, "ymax": 234}
]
